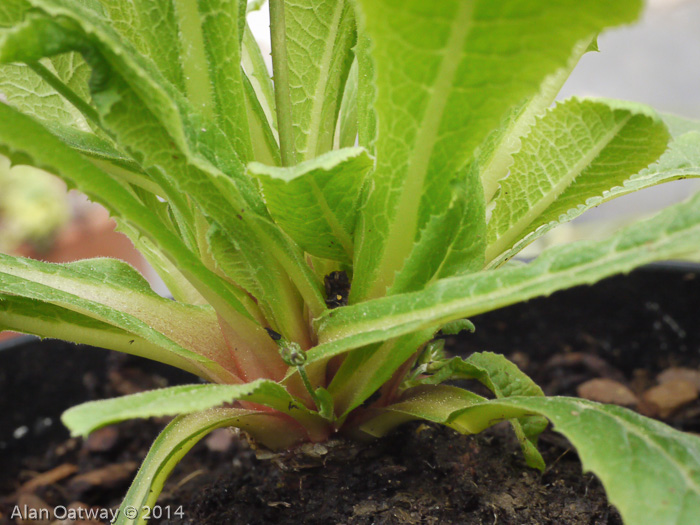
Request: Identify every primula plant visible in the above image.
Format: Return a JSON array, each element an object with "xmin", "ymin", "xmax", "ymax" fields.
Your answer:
[{"xmin": 2, "ymin": 0, "xmax": 700, "ymax": 523}]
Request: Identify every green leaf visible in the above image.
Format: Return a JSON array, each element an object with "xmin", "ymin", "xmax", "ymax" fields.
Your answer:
[
  {"xmin": 351, "ymin": 0, "xmax": 643, "ymax": 302},
  {"xmin": 425, "ymin": 352, "xmax": 548, "ymax": 469},
  {"xmin": 0, "ymin": 255, "xmax": 242, "ymax": 382},
  {"xmin": 114, "ymin": 408, "xmax": 307, "ymax": 525},
  {"xmin": 242, "ymin": 23, "xmax": 276, "ymax": 131},
  {"xmin": 63, "ymin": 382, "xmax": 265, "ymax": 437},
  {"xmin": 479, "ymin": 37, "xmax": 597, "ymax": 203},
  {"xmin": 0, "ymin": 3, "xmax": 98, "ymax": 130},
  {"xmin": 98, "ymin": 0, "xmax": 185, "ymax": 92},
  {"xmin": 328, "ymin": 329, "xmax": 435, "ymax": 417},
  {"xmin": 0, "ymin": 56, "xmax": 94, "ymax": 131},
  {"xmin": 314, "ymin": 386, "xmax": 335, "ymax": 421},
  {"xmin": 0, "ymin": 0, "xmax": 31, "ymax": 27},
  {"xmin": 63, "ymin": 381, "xmax": 329, "ymax": 441},
  {"xmin": 439, "ymin": 319, "xmax": 475, "ymax": 335},
  {"xmin": 0, "ymin": 295, "xmax": 206, "ymax": 377},
  {"xmin": 242, "ymin": 69, "xmax": 281, "ymax": 166},
  {"xmin": 354, "ymin": 30, "xmax": 375, "ymax": 154},
  {"xmin": 448, "ymin": 396, "xmax": 700, "ymax": 525},
  {"xmin": 246, "ymin": 0, "xmax": 267, "ymax": 13},
  {"xmin": 284, "ymin": 0, "xmax": 356, "ymax": 161},
  {"xmin": 337, "ymin": 59, "xmax": 358, "ymax": 149},
  {"xmin": 0, "ymin": 4, "xmax": 325, "ymax": 327},
  {"xmin": 489, "ymin": 112, "xmax": 700, "ymax": 268},
  {"xmin": 388, "ymin": 165, "xmax": 486, "ymax": 295},
  {"xmin": 310, "ymin": 189, "xmax": 700, "ymax": 363},
  {"xmin": 250, "ymin": 147, "xmax": 372, "ymax": 263},
  {"xmin": 0, "ymin": 102, "xmax": 265, "ymax": 345},
  {"xmin": 359, "ymin": 384, "xmax": 485, "ymax": 438},
  {"xmin": 486, "ymin": 98, "xmax": 670, "ymax": 265},
  {"xmin": 206, "ymin": 221, "xmax": 317, "ymax": 346},
  {"xmin": 178, "ymin": 0, "xmax": 252, "ymax": 161}
]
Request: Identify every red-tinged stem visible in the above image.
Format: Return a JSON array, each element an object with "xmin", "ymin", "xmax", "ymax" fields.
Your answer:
[{"xmin": 218, "ymin": 315, "xmax": 288, "ymax": 382}]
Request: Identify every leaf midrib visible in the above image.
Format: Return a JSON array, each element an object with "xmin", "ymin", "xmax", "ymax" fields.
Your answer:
[
  {"xmin": 309, "ymin": 178, "xmax": 354, "ymax": 257},
  {"xmin": 173, "ymin": 0, "xmax": 214, "ymax": 121},
  {"xmin": 369, "ymin": 1, "xmax": 475, "ymax": 298},
  {"xmin": 302, "ymin": 0, "xmax": 346, "ymax": 161},
  {"xmin": 486, "ymin": 115, "xmax": 631, "ymax": 262}
]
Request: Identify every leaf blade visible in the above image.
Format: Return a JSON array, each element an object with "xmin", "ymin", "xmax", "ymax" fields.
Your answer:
[
  {"xmin": 449, "ymin": 396, "xmax": 700, "ymax": 525},
  {"xmin": 250, "ymin": 147, "xmax": 372, "ymax": 262},
  {"xmin": 351, "ymin": 0, "xmax": 643, "ymax": 301},
  {"xmin": 285, "ymin": 0, "xmax": 356, "ymax": 160},
  {"xmin": 489, "ymin": 111, "xmax": 700, "ymax": 268},
  {"xmin": 62, "ymin": 381, "xmax": 327, "ymax": 439},
  {"xmin": 486, "ymin": 98, "xmax": 670, "ymax": 264},
  {"xmin": 0, "ymin": 255, "xmax": 241, "ymax": 382},
  {"xmin": 311, "ymin": 189, "xmax": 700, "ymax": 362}
]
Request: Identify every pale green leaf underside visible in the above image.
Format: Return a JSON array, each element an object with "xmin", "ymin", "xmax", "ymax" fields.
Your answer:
[
  {"xmin": 250, "ymin": 147, "xmax": 372, "ymax": 262},
  {"xmin": 285, "ymin": 0, "xmax": 356, "ymax": 161},
  {"xmin": 449, "ymin": 397, "xmax": 700, "ymax": 525},
  {"xmin": 62, "ymin": 380, "xmax": 325, "ymax": 438},
  {"xmin": 486, "ymin": 98, "xmax": 670, "ymax": 264},
  {"xmin": 0, "ymin": 255, "xmax": 241, "ymax": 382},
  {"xmin": 0, "ymin": 294, "xmax": 209, "ymax": 377},
  {"xmin": 351, "ymin": 0, "xmax": 642, "ymax": 301},
  {"xmin": 114, "ymin": 408, "xmax": 303, "ymax": 525},
  {"xmin": 489, "ymin": 111, "xmax": 700, "ymax": 268},
  {"xmin": 0, "ymin": 57, "xmax": 92, "ymax": 131},
  {"xmin": 310, "ymin": 189, "xmax": 700, "ymax": 363},
  {"xmin": 406, "ymin": 352, "xmax": 547, "ymax": 469}
]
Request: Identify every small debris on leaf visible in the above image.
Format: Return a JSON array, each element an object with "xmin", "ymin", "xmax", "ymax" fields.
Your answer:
[{"xmin": 264, "ymin": 327, "xmax": 282, "ymax": 341}]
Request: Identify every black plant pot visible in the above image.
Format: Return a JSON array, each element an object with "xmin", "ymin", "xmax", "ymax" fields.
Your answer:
[{"xmin": 1, "ymin": 263, "xmax": 699, "ymax": 524}]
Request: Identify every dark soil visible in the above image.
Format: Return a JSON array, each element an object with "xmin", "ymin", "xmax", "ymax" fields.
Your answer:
[{"xmin": 1, "ymin": 264, "xmax": 699, "ymax": 524}]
